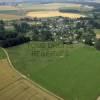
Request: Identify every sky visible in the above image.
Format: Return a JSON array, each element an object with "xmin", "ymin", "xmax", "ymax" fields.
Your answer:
[{"xmin": 0, "ymin": 0, "xmax": 99, "ymax": 2}]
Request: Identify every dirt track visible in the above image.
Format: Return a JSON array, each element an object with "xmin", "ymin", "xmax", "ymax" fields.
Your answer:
[{"xmin": 0, "ymin": 51, "xmax": 63, "ymax": 100}]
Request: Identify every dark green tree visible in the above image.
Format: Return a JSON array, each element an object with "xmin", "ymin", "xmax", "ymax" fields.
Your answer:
[
  {"xmin": 0, "ymin": 20, "xmax": 5, "ymax": 40},
  {"xmin": 95, "ymin": 39, "xmax": 100, "ymax": 50}
]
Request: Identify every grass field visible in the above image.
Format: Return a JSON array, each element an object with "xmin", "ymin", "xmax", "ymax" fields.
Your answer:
[
  {"xmin": 0, "ymin": 10, "xmax": 19, "ymax": 15},
  {"xmin": 0, "ymin": 48, "xmax": 60, "ymax": 100},
  {"xmin": 18, "ymin": 3, "xmax": 81, "ymax": 10},
  {"xmin": 95, "ymin": 29, "xmax": 100, "ymax": 34},
  {"xmin": 0, "ymin": 48, "xmax": 6, "ymax": 59},
  {"xmin": 7, "ymin": 42, "xmax": 100, "ymax": 100}
]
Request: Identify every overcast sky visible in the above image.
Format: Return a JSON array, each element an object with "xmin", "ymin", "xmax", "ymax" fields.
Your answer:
[{"xmin": 0, "ymin": 0, "xmax": 99, "ymax": 2}]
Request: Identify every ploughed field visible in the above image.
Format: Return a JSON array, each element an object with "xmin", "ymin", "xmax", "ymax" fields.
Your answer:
[{"xmin": 7, "ymin": 42, "xmax": 100, "ymax": 100}]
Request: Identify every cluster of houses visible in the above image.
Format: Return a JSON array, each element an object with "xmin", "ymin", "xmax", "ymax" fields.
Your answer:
[
  {"xmin": 5, "ymin": 16, "xmax": 96, "ymax": 45},
  {"xmin": 27, "ymin": 16, "xmax": 95, "ymax": 44}
]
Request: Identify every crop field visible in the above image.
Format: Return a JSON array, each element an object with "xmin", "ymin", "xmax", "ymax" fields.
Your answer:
[
  {"xmin": 18, "ymin": 3, "xmax": 81, "ymax": 10},
  {"xmin": 0, "ymin": 6, "xmax": 18, "ymax": 10},
  {"xmin": 27, "ymin": 11, "xmax": 85, "ymax": 18},
  {"xmin": 0, "ymin": 48, "xmax": 61, "ymax": 100},
  {"xmin": 24, "ymin": 3, "xmax": 85, "ymax": 18},
  {"xmin": 0, "ymin": 6, "xmax": 23, "ymax": 20},
  {"xmin": 0, "ymin": 3, "xmax": 84, "ymax": 19},
  {"xmin": 0, "ymin": 14, "xmax": 21, "ymax": 20},
  {"xmin": 7, "ymin": 42, "xmax": 100, "ymax": 100},
  {"xmin": 0, "ymin": 10, "xmax": 19, "ymax": 15}
]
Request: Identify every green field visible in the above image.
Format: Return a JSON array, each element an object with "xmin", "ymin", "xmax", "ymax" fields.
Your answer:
[
  {"xmin": 0, "ymin": 10, "xmax": 18, "ymax": 15},
  {"xmin": 0, "ymin": 48, "xmax": 6, "ymax": 59},
  {"xmin": 95, "ymin": 29, "xmax": 100, "ymax": 34},
  {"xmin": 6, "ymin": 42, "xmax": 100, "ymax": 100}
]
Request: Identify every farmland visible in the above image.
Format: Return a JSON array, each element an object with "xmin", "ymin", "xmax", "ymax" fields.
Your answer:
[
  {"xmin": 0, "ymin": 6, "xmax": 18, "ymax": 10},
  {"xmin": 0, "ymin": 48, "xmax": 6, "ymax": 59},
  {"xmin": 7, "ymin": 42, "xmax": 100, "ymax": 100},
  {"xmin": 24, "ymin": 3, "xmax": 85, "ymax": 18},
  {"xmin": 0, "ymin": 14, "xmax": 21, "ymax": 20},
  {"xmin": 0, "ymin": 2, "xmax": 100, "ymax": 100},
  {"xmin": 0, "ymin": 6, "xmax": 21, "ymax": 20},
  {"xmin": 26, "ymin": 11, "xmax": 85, "ymax": 18},
  {"xmin": 18, "ymin": 3, "xmax": 81, "ymax": 10},
  {"xmin": 0, "ymin": 48, "xmax": 62, "ymax": 100},
  {"xmin": 0, "ymin": 3, "xmax": 86, "ymax": 19}
]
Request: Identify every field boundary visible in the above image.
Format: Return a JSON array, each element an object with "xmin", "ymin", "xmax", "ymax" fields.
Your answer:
[{"xmin": 2, "ymin": 48, "xmax": 64, "ymax": 100}]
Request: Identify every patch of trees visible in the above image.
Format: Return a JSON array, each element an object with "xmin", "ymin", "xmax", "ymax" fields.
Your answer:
[
  {"xmin": 95, "ymin": 39, "xmax": 100, "ymax": 50},
  {"xmin": 13, "ymin": 22, "xmax": 31, "ymax": 33},
  {"xmin": 32, "ymin": 23, "xmax": 53, "ymax": 41},
  {"xmin": 0, "ymin": 20, "xmax": 5, "ymax": 40},
  {"xmin": 88, "ymin": 19, "xmax": 100, "ymax": 29},
  {"xmin": 0, "ymin": 20, "xmax": 30, "ymax": 48},
  {"xmin": 0, "ymin": 36, "xmax": 30, "ymax": 48},
  {"xmin": 92, "ymin": 8, "xmax": 100, "ymax": 12}
]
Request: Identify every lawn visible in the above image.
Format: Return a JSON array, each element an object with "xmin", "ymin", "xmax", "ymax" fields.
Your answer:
[
  {"xmin": 0, "ymin": 48, "xmax": 6, "ymax": 59},
  {"xmin": 7, "ymin": 42, "xmax": 100, "ymax": 100}
]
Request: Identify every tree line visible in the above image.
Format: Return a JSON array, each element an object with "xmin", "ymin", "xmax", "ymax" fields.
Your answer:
[{"xmin": 0, "ymin": 20, "xmax": 30, "ymax": 48}]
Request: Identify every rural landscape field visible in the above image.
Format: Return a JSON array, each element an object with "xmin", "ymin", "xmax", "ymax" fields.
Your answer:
[
  {"xmin": 0, "ymin": 0, "xmax": 100, "ymax": 100},
  {"xmin": 6, "ymin": 42, "xmax": 100, "ymax": 100},
  {"xmin": 26, "ymin": 11, "xmax": 85, "ymax": 18},
  {"xmin": 0, "ymin": 47, "xmax": 62, "ymax": 100},
  {"xmin": 0, "ymin": 3, "xmax": 86, "ymax": 19}
]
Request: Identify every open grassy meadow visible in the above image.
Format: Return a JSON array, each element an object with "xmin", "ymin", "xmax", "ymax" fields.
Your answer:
[
  {"xmin": 0, "ymin": 48, "xmax": 6, "ymax": 59},
  {"xmin": 7, "ymin": 42, "xmax": 100, "ymax": 100},
  {"xmin": 0, "ymin": 48, "xmax": 60, "ymax": 100}
]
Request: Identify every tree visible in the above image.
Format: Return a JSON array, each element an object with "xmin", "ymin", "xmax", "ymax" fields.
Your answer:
[
  {"xmin": 82, "ymin": 29, "xmax": 96, "ymax": 46},
  {"xmin": 13, "ymin": 22, "xmax": 30, "ymax": 33},
  {"xmin": 95, "ymin": 39, "xmax": 100, "ymax": 50},
  {"xmin": 0, "ymin": 20, "xmax": 5, "ymax": 40}
]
